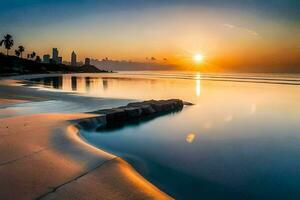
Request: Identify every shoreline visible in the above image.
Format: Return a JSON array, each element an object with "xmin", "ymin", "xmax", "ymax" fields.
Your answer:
[{"xmin": 0, "ymin": 76, "xmax": 173, "ymax": 199}]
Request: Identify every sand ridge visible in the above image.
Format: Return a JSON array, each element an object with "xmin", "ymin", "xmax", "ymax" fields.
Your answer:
[
  {"xmin": 0, "ymin": 78, "xmax": 173, "ymax": 200},
  {"xmin": 0, "ymin": 112, "xmax": 172, "ymax": 200}
]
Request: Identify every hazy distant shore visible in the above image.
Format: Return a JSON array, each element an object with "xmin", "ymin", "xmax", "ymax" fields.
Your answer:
[
  {"xmin": 0, "ymin": 77, "xmax": 172, "ymax": 199},
  {"xmin": 0, "ymin": 54, "xmax": 112, "ymax": 77}
]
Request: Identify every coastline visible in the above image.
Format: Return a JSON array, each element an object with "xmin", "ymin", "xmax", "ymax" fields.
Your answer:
[{"xmin": 0, "ymin": 76, "xmax": 172, "ymax": 200}]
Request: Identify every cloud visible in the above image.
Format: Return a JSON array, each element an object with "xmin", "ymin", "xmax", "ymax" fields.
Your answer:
[
  {"xmin": 223, "ymin": 23, "xmax": 235, "ymax": 29},
  {"xmin": 223, "ymin": 23, "xmax": 259, "ymax": 37}
]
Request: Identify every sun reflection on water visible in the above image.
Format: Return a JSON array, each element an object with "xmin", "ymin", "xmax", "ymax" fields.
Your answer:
[
  {"xmin": 186, "ymin": 133, "xmax": 196, "ymax": 143},
  {"xmin": 195, "ymin": 73, "xmax": 201, "ymax": 97},
  {"xmin": 224, "ymin": 114, "xmax": 233, "ymax": 122},
  {"xmin": 250, "ymin": 103, "xmax": 257, "ymax": 115}
]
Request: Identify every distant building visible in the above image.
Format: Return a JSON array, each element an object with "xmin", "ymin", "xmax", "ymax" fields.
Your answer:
[
  {"xmin": 85, "ymin": 58, "xmax": 91, "ymax": 65},
  {"xmin": 62, "ymin": 61, "xmax": 71, "ymax": 65},
  {"xmin": 71, "ymin": 51, "xmax": 77, "ymax": 66},
  {"xmin": 52, "ymin": 48, "xmax": 59, "ymax": 63},
  {"xmin": 43, "ymin": 54, "xmax": 50, "ymax": 63},
  {"xmin": 49, "ymin": 59, "xmax": 55, "ymax": 64},
  {"xmin": 58, "ymin": 57, "xmax": 62, "ymax": 64}
]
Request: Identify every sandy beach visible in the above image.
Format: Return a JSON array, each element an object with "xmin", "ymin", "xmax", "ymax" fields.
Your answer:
[{"xmin": 0, "ymin": 77, "xmax": 172, "ymax": 200}]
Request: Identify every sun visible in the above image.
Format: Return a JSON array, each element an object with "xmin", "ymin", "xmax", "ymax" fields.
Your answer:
[{"xmin": 194, "ymin": 53, "xmax": 204, "ymax": 63}]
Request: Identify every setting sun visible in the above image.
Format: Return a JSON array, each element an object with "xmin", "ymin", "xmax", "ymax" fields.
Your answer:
[{"xmin": 194, "ymin": 53, "xmax": 204, "ymax": 63}]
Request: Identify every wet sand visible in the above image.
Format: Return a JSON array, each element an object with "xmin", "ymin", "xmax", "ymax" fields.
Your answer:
[{"xmin": 0, "ymin": 78, "xmax": 172, "ymax": 200}]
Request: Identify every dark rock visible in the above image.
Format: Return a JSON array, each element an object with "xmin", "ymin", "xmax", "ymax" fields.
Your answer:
[
  {"xmin": 76, "ymin": 116, "xmax": 106, "ymax": 130},
  {"xmin": 93, "ymin": 109, "xmax": 113, "ymax": 114},
  {"xmin": 141, "ymin": 105, "xmax": 156, "ymax": 115},
  {"xmin": 87, "ymin": 99, "xmax": 186, "ymax": 129},
  {"xmin": 106, "ymin": 109, "xmax": 127, "ymax": 123},
  {"xmin": 151, "ymin": 103, "xmax": 163, "ymax": 112},
  {"xmin": 127, "ymin": 102, "xmax": 143, "ymax": 107},
  {"xmin": 124, "ymin": 107, "xmax": 142, "ymax": 118}
]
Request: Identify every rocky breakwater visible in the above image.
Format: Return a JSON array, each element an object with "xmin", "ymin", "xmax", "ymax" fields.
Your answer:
[
  {"xmin": 78, "ymin": 99, "xmax": 188, "ymax": 130},
  {"xmin": 99, "ymin": 99, "xmax": 185, "ymax": 126}
]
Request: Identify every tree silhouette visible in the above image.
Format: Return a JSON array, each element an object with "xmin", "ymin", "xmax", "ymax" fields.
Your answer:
[
  {"xmin": 15, "ymin": 50, "xmax": 20, "ymax": 57},
  {"xmin": 35, "ymin": 56, "xmax": 41, "ymax": 63},
  {"xmin": 0, "ymin": 34, "xmax": 14, "ymax": 55},
  {"xmin": 30, "ymin": 51, "xmax": 36, "ymax": 59},
  {"xmin": 18, "ymin": 46, "xmax": 25, "ymax": 58}
]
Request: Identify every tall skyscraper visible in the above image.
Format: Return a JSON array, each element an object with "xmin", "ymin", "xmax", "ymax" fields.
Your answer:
[
  {"xmin": 52, "ymin": 48, "xmax": 59, "ymax": 63},
  {"xmin": 71, "ymin": 51, "xmax": 77, "ymax": 66},
  {"xmin": 58, "ymin": 57, "xmax": 62, "ymax": 64}
]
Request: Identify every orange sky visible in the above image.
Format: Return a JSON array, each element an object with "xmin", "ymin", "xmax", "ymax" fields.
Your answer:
[{"xmin": 2, "ymin": 4, "xmax": 300, "ymax": 72}]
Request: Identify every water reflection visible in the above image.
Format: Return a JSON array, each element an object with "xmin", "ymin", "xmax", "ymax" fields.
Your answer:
[
  {"xmin": 62, "ymin": 76, "xmax": 72, "ymax": 91},
  {"xmin": 71, "ymin": 76, "xmax": 77, "ymax": 91},
  {"xmin": 30, "ymin": 74, "xmax": 200, "ymax": 102},
  {"xmin": 186, "ymin": 133, "xmax": 196, "ymax": 143},
  {"xmin": 195, "ymin": 73, "xmax": 201, "ymax": 97},
  {"xmin": 203, "ymin": 121, "xmax": 213, "ymax": 130},
  {"xmin": 29, "ymin": 73, "xmax": 300, "ymax": 200},
  {"xmin": 250, "ymin": 103, "xmax": 257, "ymax": 115},
  {"xmin": 196, "ymin": 80, "xmax": 201, "ymax": 97},
  {"xmin": 224, "ymin": 114, "xmax": 233, "ymax": 123},
  {"xmin": 76, "ymin": 77, "xmax": 86, "ymax": 93},
  {"xmin": 103, "ymin": 79, "xmax": 108, "ymax": 90}
]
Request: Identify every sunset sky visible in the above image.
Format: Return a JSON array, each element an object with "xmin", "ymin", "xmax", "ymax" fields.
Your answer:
[{"xmin": 1, "ymin": 0, "xmax": 300, "ymax": 72}]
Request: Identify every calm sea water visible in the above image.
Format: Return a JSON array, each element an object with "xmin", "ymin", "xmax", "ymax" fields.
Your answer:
[{"xmin": 29, "ymin": 72, "xmax": 300, "ymax": 200}]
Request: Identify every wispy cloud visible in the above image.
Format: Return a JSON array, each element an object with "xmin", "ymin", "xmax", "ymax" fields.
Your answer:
[{"xmin": 223, "ymin": 23, "xmax": 260, "ymax": 37}]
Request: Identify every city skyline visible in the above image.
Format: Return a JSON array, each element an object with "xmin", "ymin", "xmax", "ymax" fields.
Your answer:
[
  {"xmin": 40, "ymin": 48, "xmax": 92, "ymax": 67},
  {"xmin": 1, "ymin": 0, "xmax": 300, "ymax": 72}
]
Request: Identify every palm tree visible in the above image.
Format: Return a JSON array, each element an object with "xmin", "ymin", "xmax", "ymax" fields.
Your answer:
[
  {"xmin": 0, "ymin": 34, "xmax": 14, "ymax": 55},
  {"xmin": 30, "ymin": 51, "xmax": 36, "ymax": 59},
  {"xmin": 15, "ymin": 50, "xmax": 20, "ymax": 57},
  {"xmin": 18, "ymin": 46, "xmax": 25, "ymax": 58}
]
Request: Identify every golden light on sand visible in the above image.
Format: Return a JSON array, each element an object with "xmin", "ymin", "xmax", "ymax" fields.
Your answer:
[{"xmin": 194, "ymin": 53, "xmax": 204, "ymax": 63}]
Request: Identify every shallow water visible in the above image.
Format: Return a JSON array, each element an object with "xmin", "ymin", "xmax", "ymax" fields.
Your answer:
[{"xmin": 29, "ymin": 72, "xmax": 300, "ymax": 200}]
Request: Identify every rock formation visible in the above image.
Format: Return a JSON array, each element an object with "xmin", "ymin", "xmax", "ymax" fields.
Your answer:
[{"xmin": 78, "ymin": 99, "xmax": 189, "ymax": 130}]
